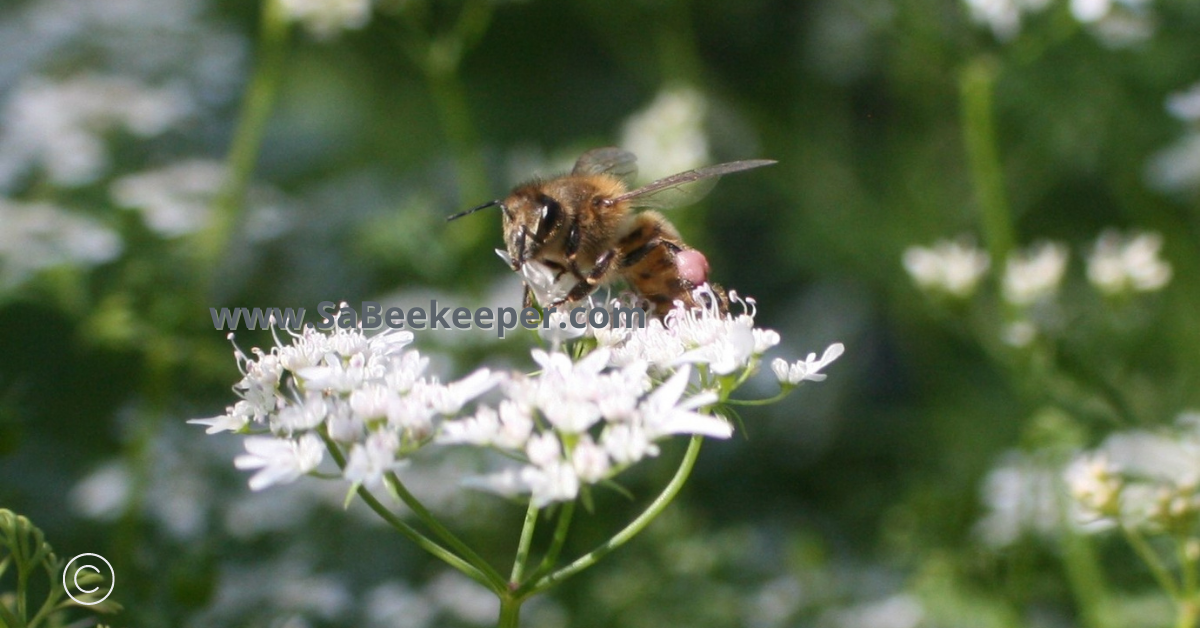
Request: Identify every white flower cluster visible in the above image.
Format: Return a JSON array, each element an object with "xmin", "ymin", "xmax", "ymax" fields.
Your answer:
[
  {"xmin": 619, "ymin": 86, "xmax": 710, "ymax": 181},
  {"xmin": 195, "ymin": 291, "xmax": 843, "ymax": 508},
  {"xmin": 905, "ymin": 232, "xmax": 1171, "ymax": 302},
  {"xmin": 1065, "ymin": 414, "xmax": 1200, "ymax": 533},
  {"xmin": 1085, "ymin": 230, "xmax": 1172, "ymax": 295},
  {"xmin": 906, "ymin": 232, "xmax": 1170, "ymax": 346},
  {"xmin": 0, "ymin": 199, "xmax": 123, "ymax": 288},
  {"xmin": 0, "ymin": 74, "xmax": 191, "ymax": 189},
  {"xmin": 1148, "ymin": 80, "xmax": 1200, "ymax": 193},
  {"xmin": 279, "ymin": 0, "xmax": 373, "ymax": 39},
  {"xmin": 902, "ymin": 238, "xmax": 991, "ymax": 299},
  {"xmin": 963, "ymin": 0, "xmax": 1152, "ymax": 44},
  {"xmin": 110, "ymin": 159, "xmax": 288, "ymax": 241}
]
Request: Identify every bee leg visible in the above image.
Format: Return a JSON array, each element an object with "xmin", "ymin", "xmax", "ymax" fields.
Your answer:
[
  {"xmin": 562, "ymin": 222, "xmax": 589, "ymax": 281},
  {"xmin": 523, "ymin": 284, "xmax": 534, "ymax": 309},
  {"xmin": 553, "ymin": 249, "xmax": 617, "ymax": 307}
]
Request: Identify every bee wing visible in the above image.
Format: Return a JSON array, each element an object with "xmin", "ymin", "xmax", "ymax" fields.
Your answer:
[
  {"xmin": 572, "ymin": 147, "xmax": 638, "ymax": 186},
  {"xmin": 607, "ymin": 159, "xmax": 776, "ymax": 210}
]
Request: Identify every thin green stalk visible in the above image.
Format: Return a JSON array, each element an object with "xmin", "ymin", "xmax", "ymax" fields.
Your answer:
[
  {"xmin": 519, "ymin": 435, "xmax": 704, "ymax": 598},
  {"xmin": 497, "ymin": 595, "xmax": 522, "ymax": 628},
  {"xmin": 356, "ymin": 481, "xmax": 495, "ymax": 591},
  {"xmin": 510, "ymin": 501, "xmax": 540, "ymax": 583},
  {"xmin": 1059, "ymin": 526, "xmax": 1112, "ymax": 628},
  {"xmin": 427, "ymin": 73, "xmax": 489, "ymax": 204},
  {"xmin": 1122, "ymin": 526, "xmax": 1180, "ymax": 599},
  {"xmin": 959, "ymin": 57, "xmax": 1014, "ymax": 263},
  {"xmin": 1179, "ymin": 537, "xmax": 1199, "ymax": 628},
  {"xmin": 724, "ymin": 390, "xmax": 791, "ymax": 406},
  {"xmin": 317, "ymin": 432, "xmax": 497, "ymax": 591},
  {"xmin": 524, "ymin": 500, "xmax": 576, "ymax": 586},
  {"xmin": 201, "ymin": 0, "xmax": 289, "ymax": 274},
  {"xmin": 384, "ymin": 471, "xmax": 508, "ymax": 590}
]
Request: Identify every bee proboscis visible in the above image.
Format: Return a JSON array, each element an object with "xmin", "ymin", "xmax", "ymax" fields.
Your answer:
[{"xmin": 447, "ymin": 147, "xmax": 776, "ymax": 317}]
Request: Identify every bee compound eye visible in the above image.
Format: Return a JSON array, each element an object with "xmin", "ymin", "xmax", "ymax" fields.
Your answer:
[{"xmin": 535, "ymin": 196, "xmax": 561, "ymax": 242}]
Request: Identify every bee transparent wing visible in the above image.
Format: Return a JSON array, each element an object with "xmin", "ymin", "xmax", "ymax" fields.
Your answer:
[
  {"xmin": 572, "ymin": 147, "xmax": 638, "ymax": 186},
  {"xmin": 607, "ymin": 159, "xmax": 776, "ymax": 210}
]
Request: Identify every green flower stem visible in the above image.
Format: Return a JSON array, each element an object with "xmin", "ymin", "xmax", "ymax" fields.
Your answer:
[
  {"xmin": 394, "ymin": 0, "xmax": 493, "ymax": 207},
  {"xmin": 383, "ymin": 470, "xmax": 508, "ymax": 590},
  {"xmin": 1059, "ymin": 525, "xmax": 1113, "ymax": 628},
  {"xmin": 1178, "ymin": 538, "xmax": 1198, "ymax": 628},
  {"xmin": 959, "ymin": 57, "xmax": 1014, "ymax": 263},
  {"xmin": 510, "ymin": 501, "xmax": 540, "ymax": 584},
  {"xmin": 357, "ymin": 480, "xmax": 495, "ymax": 591},
  {"xmin": 317, "ymin": 432, "xmax": 497, "ymax": 592},
  {"xmin": 524, "ymin": 500, "xmax": 576, "ymax": 586},
  {"xmin": 724, "ymin": 390, "xmax": 792, "ymax": 406},
  {"xmin": 200, "ymin": 0, "xmax": 289, "ymax": 275},
  {"xmin": 1122, "ymin": 525, "xmax": 1180, "ymax": 599},
  {"xmin": 519, "ymin": 435, "xmax": 704, "ymax": 599},
  {"xmin": 497, "ymin": 594, "xmax": 522, "ymax": 628}
]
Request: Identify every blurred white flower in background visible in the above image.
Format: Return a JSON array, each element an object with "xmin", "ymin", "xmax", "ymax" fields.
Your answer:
[
  {"xmin": 962, "ymin": 0, "xmax": 1051, "ymax": 40},
  {"xmin": 620, "ymin": 86, "xmax": 710, "ymax": 180},
  {"xmin": 1148, "ymin": 80, "xmax": 1200, "ymax": 193},
  {"xmin": 110, "ymin": 159, "xmax": 289, "ymax": 240},
  {"xmin": 1002, "ymin": 241, "xmax": 1068, "ymax": 306},
  {"xmin": 1066, "ymin": 415, "xmax": 1200, "ymax": 533},
  {"xmin": 823, "ymin": 594, "xmax": 925, "ymax": 628},
  {"xmin": 902, "ymin": 238, "xmax": 990, "ymax": 298},
  {"xmin": 279, "ymin": 0, "xmax": 373, "ymax": 39},
  {"xmin": 0, "ymin": 74, "xmax": 191, "ymax": 189},
  {"xmin": 976, "ymin": 450, "xmax": 1065, "ymax": 548},
  {"xmin": 1085, "ymin": 230, "xmax": 1172, "ymax": 295},
  {"xmin": 962, "ymin": 0, "xmax": 1152, "ymax": 43},
  {"xmin": 110, "ymin": 160, "xmax": 225, "ymax": 238},
  {"xmin": 0, "ymin": 199, "xmax": 122, "ymax": 287}
]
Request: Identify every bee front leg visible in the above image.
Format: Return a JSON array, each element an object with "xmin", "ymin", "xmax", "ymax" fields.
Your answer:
[
  {"xmin": 553, "ymin": 249, "xmax": 617, "ymax": 307},
  {"xmin": 563, "ymin": 222, "xmax": 588, "ymax": 281},
  {"xmin": 523, "ymin": 284, "xmax": 534, "ymax": 309}
]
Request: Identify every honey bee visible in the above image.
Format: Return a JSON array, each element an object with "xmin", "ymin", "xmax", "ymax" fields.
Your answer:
[{"xmin": 447, "ymin": 147, "xmax": 775, "ymax": 317}]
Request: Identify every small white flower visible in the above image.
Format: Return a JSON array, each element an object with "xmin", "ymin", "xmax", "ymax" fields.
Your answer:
[
  {"xmin": 571, "ymin": 436, "xmax": 611, "ymax": 483},
  {"xmin": 495, "ymin": 401, "xmax": 534, "ymax": 450},
  {"xmin": 638, "ymin": 366, "xmax": 728, "ymax": 439},
  {"xmin": 526, "ymin": 432, "xmax": 562, "ymax": 468},
  {"xmin": 523, "ymin": 462, "xmax": 580, "ymax": 508},
  {"xmin": 188, "ymin": 406, "xmax": 250, "ymax": 434},
  {"xmin": 602, "ymin": 423, "xmax": 660, "ymax": 466},
  {"xmin": 902, "ymin": 238, "xmax": 990, "ymax": 298},
  {"xmin": 1002, "ymin": 241, "xmax": 1069, "ymax": 306},
  {"xmin": 234, "ymin": 434, "xmax": 324, "ymax": 491},
  {"xmin": 278, "ymin": 0, "xmax": 372, "ymax": 39},
  {"xmin": 344, "ymin": 431, "xmax": 403, "ymax": 490},
  {"xmin": 274, "ymin": 392, "xmax": 330, "ymax": 434},
  {"xmin": 771, "ymin": 343, "xmax": 845, "ymax": 386},
  {"xmin": 1064, "ymin": 452, "xmax": 1122, "ymax": 523},
  {"xmin": 1086, "ymin": 230, "xmax": 1172, "ymax": 295},
  {"xmin": 438, "ymin": 405, "xmax": 501, "ymax": 447}
]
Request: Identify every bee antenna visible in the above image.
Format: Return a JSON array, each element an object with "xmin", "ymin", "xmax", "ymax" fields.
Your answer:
[{"xmin": 447, "ymin": 199, "xmax": 503, "ymax": 222}]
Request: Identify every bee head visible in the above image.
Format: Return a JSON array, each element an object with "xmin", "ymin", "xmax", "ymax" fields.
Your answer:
[{"xmin": 501, "ymin": 189, "xmax": 564, "ymax": 269}]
